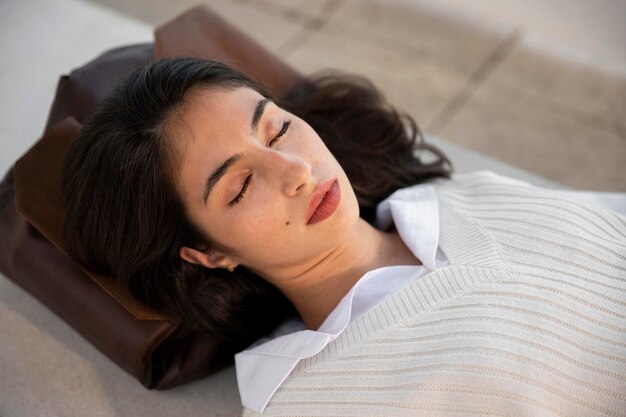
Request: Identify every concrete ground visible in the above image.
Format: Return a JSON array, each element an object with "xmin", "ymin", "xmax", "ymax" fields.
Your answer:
[
  {"xmin": 34, "ymin": 0, "xmax": 626, "ymax": 190},
  {"xmin": 0, "ymin": 2, "xmax": 624, "ymax": 416}
]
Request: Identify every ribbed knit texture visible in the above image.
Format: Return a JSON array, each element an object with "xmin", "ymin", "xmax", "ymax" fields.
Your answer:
[{"xmin": 244, "ymin": 172, "xmax": 626, "ymax": 417}]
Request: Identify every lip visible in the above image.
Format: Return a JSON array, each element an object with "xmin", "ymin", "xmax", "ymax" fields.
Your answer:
[{"xmin": 306, "ymin": 178, "xmax": 341, "ymax": 225}]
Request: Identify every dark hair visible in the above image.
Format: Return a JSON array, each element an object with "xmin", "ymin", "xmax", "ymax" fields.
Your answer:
[{"xmin": 63, "ymin": 58, "xmax": 451, "ymax": 351}]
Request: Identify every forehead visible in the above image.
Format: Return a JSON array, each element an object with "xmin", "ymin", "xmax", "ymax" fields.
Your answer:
[
  {"xmin": 176, "ymin": 86, "xmax": 264, "ymax": 130},
  {"xmin": 166, "ymin": 86, "xmax": 265, "ymax": 195},
  {"xmin": 165, "ymin": 86, "xmax": 263, "ymax": 154}
]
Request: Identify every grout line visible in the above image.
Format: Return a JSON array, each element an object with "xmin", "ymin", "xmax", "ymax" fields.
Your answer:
[
  {"xmin": 242, "ymin": 0, "xmax": 317, "ymax": 25},
  {"xmin": 275, "ymin": 30, "xmax": 311, "ymax": 57},
  {"xmin": 300, "ymin": 9, "xmax": 472, "ymax": 76},
  {"xmin": 469, "ymin": 72, "xmax": 626, "ymax": 140},
  {"xmin": 426, "ymin": 29, "xmax": 523, "ymax": 134},
  {"xmin": 275, "ymin": 0, "xmax": 345, "ymax": 57},
  {"xmin": 318, "ymin": 0, "xmax": 345, "ymax": 22}
]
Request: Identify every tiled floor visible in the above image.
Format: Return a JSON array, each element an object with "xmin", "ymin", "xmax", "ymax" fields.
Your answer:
[{"xmin": 82, "ymin": 0, "xmax": 626, "ymax": 191}]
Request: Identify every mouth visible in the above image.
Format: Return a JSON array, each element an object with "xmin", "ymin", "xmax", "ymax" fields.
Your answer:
[{"xmin": 306, "ymin": 179, "xmax": 341, "ymax": 225}]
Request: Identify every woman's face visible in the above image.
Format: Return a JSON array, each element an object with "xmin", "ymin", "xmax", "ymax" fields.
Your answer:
[{"xmin": 170, "ymin": 86, "xmax": 360, "ymax": 280}]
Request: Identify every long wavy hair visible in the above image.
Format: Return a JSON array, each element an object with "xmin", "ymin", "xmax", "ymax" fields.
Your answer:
[{"xmin": 63, "ymin": 58, "xmax": 452, "ymax": 351}]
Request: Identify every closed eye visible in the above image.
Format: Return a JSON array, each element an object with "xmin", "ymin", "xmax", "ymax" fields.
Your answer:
[
  {"xmin": 229, "ymin": 120, "xmax": 291, "ymax": 206},
  {"xmin": 269, "ymin": 120, "xmax": 291, "ymax": 147},
  {"xmin": 229, "ymin": 173, "xmax": 252, "ymax": 206}
]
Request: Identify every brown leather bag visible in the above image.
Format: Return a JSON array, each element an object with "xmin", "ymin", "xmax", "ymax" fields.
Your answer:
[{"xmin": 0, "ymin": 5, "xmax": 303, "ymax": 389}]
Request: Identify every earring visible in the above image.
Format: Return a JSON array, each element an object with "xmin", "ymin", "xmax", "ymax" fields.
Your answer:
[{"xmin": 226, "ymin": 264, "xmax": 236, "ymax": 273}]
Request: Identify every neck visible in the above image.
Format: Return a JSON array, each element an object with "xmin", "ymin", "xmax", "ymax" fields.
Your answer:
[{"xmin": 277, "ymin": 218, "xmax": 420, "ymax": 330}]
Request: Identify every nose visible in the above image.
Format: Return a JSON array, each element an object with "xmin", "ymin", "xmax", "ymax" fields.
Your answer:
[{"xmin": 274, "ymin": 152, "xmax": 312, "ymax": 196}]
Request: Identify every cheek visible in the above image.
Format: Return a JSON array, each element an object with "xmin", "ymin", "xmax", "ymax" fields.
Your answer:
[
  {"xmin": 250, "ymin": 197, "xmax": 297, "ymax": 233},
  {"xmin": 230, "ymin": 217, "xmax": 299, "ymax": 261},
  {"xmin": 223, "ymin": 198, "xmax": 295, "ymax": 244}
]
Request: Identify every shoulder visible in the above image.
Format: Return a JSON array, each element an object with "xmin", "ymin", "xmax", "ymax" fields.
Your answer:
[
  {"xmin": 442, "ymin": 170, "xmax": 535, "ymax": 189},
  {"xmin": 387, "ymin": 171, "xmax": 536, "ymax": 198},
  {"xmin": 431, "ymin": 170, "xmax": 549, "ymax": 203}
]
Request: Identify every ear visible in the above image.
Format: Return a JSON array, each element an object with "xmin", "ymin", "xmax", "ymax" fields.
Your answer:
[{"xmin": 179, "ymin": 246, "xmax": 236, "ymax": 269}]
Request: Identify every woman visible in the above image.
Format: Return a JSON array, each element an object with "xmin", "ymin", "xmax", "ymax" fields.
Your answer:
[{"xmin": 63, "ymin": 58, "xmax": 626, "ymax": 416}]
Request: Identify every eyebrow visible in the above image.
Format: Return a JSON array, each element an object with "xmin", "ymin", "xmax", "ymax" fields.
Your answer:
[
  {"xmin": 202, "ymin": 98, "xmax": 271, "ymax": 205},
  {"xmin": 251, "ymin": 98, "xmax": 271, "ymax": 133},
  {"xmin": 202, "ymin": 152, "xmax": 243, "ymax": 204}
]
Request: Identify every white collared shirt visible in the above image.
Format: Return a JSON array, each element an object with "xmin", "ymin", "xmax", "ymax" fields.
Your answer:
[
  {"xmin": 235, "ymin": 174, "xmax": 626, "ymax": 413},
  {"xmin": 235, "ymin": 182, "xmax": 447, "ymax": 412}
]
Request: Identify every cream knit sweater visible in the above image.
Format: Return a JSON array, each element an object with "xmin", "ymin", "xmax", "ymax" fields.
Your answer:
[{"xmin": 244, "ymin": 172, "xmax": 626, "ymax": 417}]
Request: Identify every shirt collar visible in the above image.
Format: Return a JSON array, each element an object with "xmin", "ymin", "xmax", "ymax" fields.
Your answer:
[
  {"xmin": 235, "ymin": 183, "xmax": 440, "ymax": 412},
  {"xmin": 375, "ymin": 182, "xmax": 440, "ymax": 270}
]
